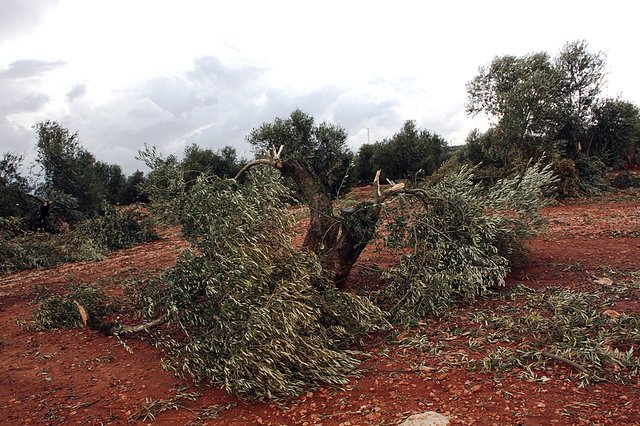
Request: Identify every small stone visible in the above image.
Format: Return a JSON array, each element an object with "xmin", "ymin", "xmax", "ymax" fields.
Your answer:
[
  {"xmin": 401, "ymin": 411, "xmax": 449, "ymax": 426},
  {"xmin": 594, "ymin": 277, "xmax": 614, "ymax": 286},
  {"xmin": 603, "ymin": 309, "xmax": 622, "ymax": 319}
]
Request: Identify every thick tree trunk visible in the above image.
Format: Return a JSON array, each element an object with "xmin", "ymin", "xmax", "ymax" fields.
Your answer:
[
  {"xmin": 331, "ymin": 203, "xmax": 382, "ymax": 288},
  {"xmin": 279, "ymin": 159, "xmax": 382, "ymax": 285}
]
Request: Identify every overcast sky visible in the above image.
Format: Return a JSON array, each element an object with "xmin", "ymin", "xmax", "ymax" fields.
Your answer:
[{"xmin": 1, "ymin": 0, "xmax": 638, "ymax": 174}]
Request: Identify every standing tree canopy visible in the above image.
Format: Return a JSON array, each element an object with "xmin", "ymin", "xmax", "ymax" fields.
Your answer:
[
  {"xmin": 35, "ymin": 121, "xmax": 108, "ymax": 217},
  {"xmin": 588, "ymin": 98, "xmax": 640, "ymax": 166},
  {"xmin": 355, "ymin": 120, "xmax": 449, "ymax": 182},
  {"xmin": 466, "ymin": 52, "xmax": 565, "ymax": 150},
  {"xmin": 180, "ymin": 143, "xmax": 242, "ymax": 186},
  {"xmin": 247, "ymin": 109, "xmax": 354, "ymax": 198},
  {"xmin": 555, "ymin": 40, "xmax": 607, "ymax": 148},
  {"xmin": 0, "ymin": 153, "xmax": 32, "ymax": 219},
  {"xmin": 465, "ymin": 40, "xmax": 608, "ymax": 164}
]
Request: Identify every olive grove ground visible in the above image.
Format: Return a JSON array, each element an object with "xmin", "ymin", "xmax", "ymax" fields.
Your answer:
[{"xmin": 1, "ymin": 186, "xmax": 639, "ymax": 425}]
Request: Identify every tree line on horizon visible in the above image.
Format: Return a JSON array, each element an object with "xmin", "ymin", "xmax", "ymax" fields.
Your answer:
[{"xmin": 2, "ymin": 39, "xmax": 639, "ymax": 232}]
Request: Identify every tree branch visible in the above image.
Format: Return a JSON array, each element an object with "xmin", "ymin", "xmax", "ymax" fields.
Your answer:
[
  {"xmin": 373, "ymin": 170, "xmax": 406, "ymax": 203},
  {"xmin": 231, "ymin": 145, "xmax": 285, "ymax": 181},
  {"xmin": 111, "ymin": 317, "xmax": 166, "ymax": 335},
  {"xmin": 541, "ymin": 351, "xmax": 588, "ymax": 373},
  {"xmin": 74, "ymin": 300, "xmax": 166, "ymax": 335}
]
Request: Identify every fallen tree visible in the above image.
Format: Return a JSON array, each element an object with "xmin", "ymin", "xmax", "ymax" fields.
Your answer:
[{"xmin": 75, "ymin": 144, "xmax": 556, "ymax": 400}]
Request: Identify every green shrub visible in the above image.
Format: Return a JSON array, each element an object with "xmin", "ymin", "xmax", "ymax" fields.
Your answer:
[
  {"xmin": 0, "ymin": 219, "xmax": 104, "ymax": 274},
  {"xmin": 609, "ymin": 171, "xmax": 640, "ymax": 188},
  {"xmin": 81, "ymin": 204, "xmax": 158, "ymax": 251},
  {"xmin": 552, "ymin": 158, "xmax": 581, "ymax": 198},
  {"xmin": 575, "ymin": 156, "xmax": 609, "ymax": 194},
  {"xmin": 0, "ymin": 204, "xmax": 157, "ymax": 274}
]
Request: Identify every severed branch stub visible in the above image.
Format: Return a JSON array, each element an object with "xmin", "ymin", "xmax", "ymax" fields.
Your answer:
[
  {"xmin": 373, "ymin": 170, "xmax": 406, "ymax": 204},
  {"xmin": 74, "ymin": 300, "xmax": 165, "ymax": 336},
  {"xmin": 231, "ymin": 144, "xmax": 285, "ymax": 181}
]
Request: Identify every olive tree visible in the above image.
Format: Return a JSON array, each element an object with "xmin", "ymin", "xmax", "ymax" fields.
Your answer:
[
  {"xmin": 466, "ymin": 40, "xmax": 608, "ymax": 164},
  {"xmin": 247, "ymin": 109, "xmax": 354, "ymax": 199},
  {"xmin": 81, "ymin": 109, "xmax": 557, "ymax": 401},
  {"xmin": 355, "ymin": 121, "xmax": 449, "ymax": 183}
]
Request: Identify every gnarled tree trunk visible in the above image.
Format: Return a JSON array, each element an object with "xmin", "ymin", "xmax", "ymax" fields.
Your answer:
[
  {"xmin": 235, "ymin": 149, "xmax": 404, "ymax": 287},
  {"xmin": 279, "ymin": 159, "xmax": 388, "ymax": 287}
]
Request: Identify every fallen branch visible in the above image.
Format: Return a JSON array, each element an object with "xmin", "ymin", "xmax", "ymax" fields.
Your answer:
[
  {"xmin": 74, "ymin": 300, "xmax": 165, "ymax": 335},
  {"xmin": 111, "ymin": 317, "xmax": 166, "ymax": 335},
  {"xmin": 541, "ymin": 351, "xmax": 588, "ymax": 373}
]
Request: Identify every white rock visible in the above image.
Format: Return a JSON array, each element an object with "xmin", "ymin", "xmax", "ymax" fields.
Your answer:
[{"xmin": 401, "ymin": 411, "xmax": 449, "ymax": 426}]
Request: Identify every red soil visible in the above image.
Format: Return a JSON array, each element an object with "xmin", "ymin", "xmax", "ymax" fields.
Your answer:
[{"xmin": 1, "ymin": 189, "xmax": 639, "ymax": 425}]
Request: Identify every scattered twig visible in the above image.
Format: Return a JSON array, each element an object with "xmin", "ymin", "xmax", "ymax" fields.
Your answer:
[{"xmin": 541, "ymin": 351, "xmax": 588, "ymax": 373}]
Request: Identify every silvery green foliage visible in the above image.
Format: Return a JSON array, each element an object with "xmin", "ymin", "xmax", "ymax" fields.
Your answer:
[
  {"xmin": 386, "ymin": 161, "xmax": 557, "ymax": 324},
  {"xmin": 143, "ymin": 164, "xmax": 385, "ymax": 401}
]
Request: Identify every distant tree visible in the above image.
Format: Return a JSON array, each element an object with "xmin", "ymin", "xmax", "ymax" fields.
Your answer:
[
  {"xmin": 121, "ymin": 170, "xmax": 148, "ymax": 204},
  {"xmin": 467, "ymin": 41, "xmax": 609, "ymax": 165},
  {"xmin": 247, "ymin": 109, "xmax": 354, "ymax": 198},
  {"xmin": 354, "ymin": 121, "xmax": 449, "ymax": 183},
  {"xmin": 180, "ymin": 143, "xmax": 242, "ymax": 186},
  {"xmin": 555, "ymin": 40, "xmax": 607, "ymax": 156},
  {"xmin": 34, "ymin": 121, "xmax": 105, "ymax": 217},
  {"xmin": 354, "ymin": 143, "xmax": 378, "ymax": 182},
  {"xmin": 466, "ymin": 51, "xmax": 565, "ymax": 164},
  {"xmin": 0, "ymin": 152, "xmax": 32, "ymax": 218},
  {"xmin": 588, "ymin": 99, "xmax": 640, "ymax": 166},
  {"xmin": 94, "ymin": 162, "xmax": 126, "ymax": 204},
  {"xmin": 377, "ymin": 121, "xmax": 448, "ymax": 181}
]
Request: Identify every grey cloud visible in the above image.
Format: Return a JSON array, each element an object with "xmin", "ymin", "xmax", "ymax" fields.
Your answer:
[
  {"xmin": 142, "ymin": 76, "xmax": 215, "ymax": 116},
  {"xmin": 7, "ymin": 93, "xmax": 50, "ymax": 113},
  {"xmin": 0, "ymin": 116, "xmax": 32, "ymax": 154},
  {"xmin": 0, "ymin": 59, "xmax": 66, "ymax": 79},
  {"xmin": 66, "ymin": 84, "xmax": 87, "ymax": 101},
  {"xmin": 188, "ymin": 56, "xmax": 264, "ymax": 85},
  {"xmin": 0, "ymin": 58, "xmax": 63, "ymax": 155},
  {"xmin": 331, "ymin": 95, "xmax": 401, "ymax": 131},
  {"xmin": 1, "ymin": 54, "xmax": 432, "ymax": 175},
  {"xmin": 0, "ymin": 0, "xmax": 61, "ymax": 40}
]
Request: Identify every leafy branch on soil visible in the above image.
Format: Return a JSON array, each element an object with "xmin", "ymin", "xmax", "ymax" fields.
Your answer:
[
  {"xmin": 0, "ymin": 206, "xmax": 157, "ymax": 274},
  {"xmin": 398, "ymin": 277, "xmax": 640, "ymax": 385},
  {"xmin": 379, "ymin": 161, "xmax": 557, "ymax": 324},
  {"xmin": 128, "ymin": 387, "xmax": 200, "ymax": 423},
  {"xmin": 31, "ymin": 283, "xmax": 117, "ymax": 331},
  {"xmin": 29, "ymin": 154, "xmax": 557, "ymax": 402}
]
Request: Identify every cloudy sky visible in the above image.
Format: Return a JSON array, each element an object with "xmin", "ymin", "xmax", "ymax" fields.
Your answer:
[{"xmin": 1, "ymin": 0, "xmax": 638, "ymax": 174}]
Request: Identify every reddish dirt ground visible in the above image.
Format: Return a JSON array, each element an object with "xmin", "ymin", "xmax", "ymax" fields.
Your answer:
[{"xmin": 1, "ymin": 189, "xmax": 639, "ymax": 425}]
